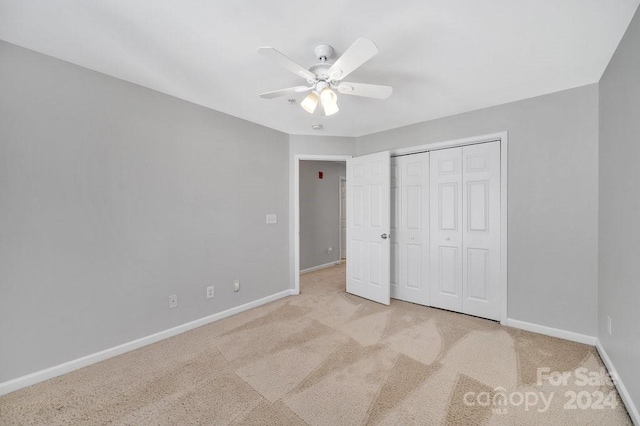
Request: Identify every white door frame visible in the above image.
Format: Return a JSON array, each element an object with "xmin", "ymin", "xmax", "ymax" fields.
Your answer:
[
  {"xmin": 391, "ymin": 131, "xmax": 508, "ymax": 325},
  {"xmin": 339, "ymin": 176, "xmax": 346, "ymax": 260},
  {"xmin": 293, "ymin": 155, "xmax": 351, "ymax": 295}
]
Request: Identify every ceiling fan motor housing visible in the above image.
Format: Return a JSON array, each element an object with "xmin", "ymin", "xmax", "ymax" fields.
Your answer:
[
  {"xmin": 308, "ymin": 44, "xmax": 335, "ymax": 81},
  {"xmin": 314, "ymin": 44, "xmax": 333, "ymax": 61},
  {"xmin": 308, "ymin": 63, "xmax": 332, "ymax": 81}
]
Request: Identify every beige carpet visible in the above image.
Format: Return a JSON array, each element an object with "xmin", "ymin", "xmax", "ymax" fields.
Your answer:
[{"xmin": 0, "ymin": 263, "xmax": 632, "ymax": 425}]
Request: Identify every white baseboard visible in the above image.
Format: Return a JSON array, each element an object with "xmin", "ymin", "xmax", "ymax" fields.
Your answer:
[
  {"xmin": 596, "ymin": 339, "xmax": 639, "ymax": 425},
  {"xmin": 0, "ymin": 289, "xmax": 295, "ymax": 397},
  {"xmin": 506, "ymin": 318, "xmax": 597, "ymax": 345},
  {"xmin": 300, "ymin": 261, "xmax": 341, "ymax": 274}
]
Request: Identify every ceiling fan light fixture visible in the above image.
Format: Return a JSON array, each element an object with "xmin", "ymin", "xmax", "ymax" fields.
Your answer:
[
  {"xmin": 320, "ymin": 87, "xmax": 337, "ymax": 105},
  {"xmin": 322, "ymin": 100, "xmax": 339, "ymax": 116},
  {"xmin": 301, "ymin": 92, "xmax": 319, "ymax": 114},
  {"xmin": 320, "ymin": 87, "xmax": 339, "ymax": 116}
]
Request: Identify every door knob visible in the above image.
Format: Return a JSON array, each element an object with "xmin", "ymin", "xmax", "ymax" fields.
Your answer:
[
  {"xmin": 381, "ymin": 233, "xmax": 389, "ymax": 239},
  {"xmin": 446, "ymin": 237, "xmax": 451, "ymax": 241}
]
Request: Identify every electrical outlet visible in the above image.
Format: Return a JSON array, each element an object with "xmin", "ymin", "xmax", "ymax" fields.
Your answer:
[
  {"xmin": 607, "ymin": 316, "xmax": 613, "ymax": 335},
  {"xmin": 206, "ymin": 286, "xmax": 215, "ymax": 299},
  {"xmin": 234, "ymin": 279, "xmax": 240, "ymax": 292},
  {"xmin": 168, "ymin": 294, "xmax": 178, "ymax": 309},
  {"xmin": 328, "ymin": 247, "xmax": 333, "ymax": 254}
]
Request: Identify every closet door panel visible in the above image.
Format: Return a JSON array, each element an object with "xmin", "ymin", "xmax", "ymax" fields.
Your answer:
[
  {"xmin": 430, "ymin": 148, "xmax": 463, "ymax": 312},
  {"xmin": 392, "ymin": 153, "xmax": 430, "ymax": 305},
  {"xmin": 462, "ymin": 142, "xmax": 501, "ymax": 320}
]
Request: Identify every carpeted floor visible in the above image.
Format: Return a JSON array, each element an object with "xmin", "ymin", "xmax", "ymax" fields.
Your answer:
[{"xmin": 0, "ymin": 263, "xmax": 632, "ymax": 425}]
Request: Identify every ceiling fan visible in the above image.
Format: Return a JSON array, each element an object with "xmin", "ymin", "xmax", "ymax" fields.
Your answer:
[{"xmin": 258, "ymin": 38, "xmax": 392, "ymax": 116}]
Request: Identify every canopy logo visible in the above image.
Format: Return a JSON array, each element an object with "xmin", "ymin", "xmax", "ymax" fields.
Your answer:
[
  {"xmin": 462, "ymin": 367, "xmax": 619, "ymax": 415},
  {"xmin": 463, "ymin": 387, "xmax": 553, "ymax": 414}
]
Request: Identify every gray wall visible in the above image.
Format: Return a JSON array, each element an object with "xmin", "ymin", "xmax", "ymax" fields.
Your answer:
[
  {"xmin": 299, "ymin": 161, "xmax": 345, "ymax": 270},
  {"xmin": 599, "ymin": 6, "xmax": 640, "ymax": 411},
  {"xmin": 357, "ymin": 84, "xmax": 600, "ymax": 337},
  {"xmin": 0, "ymin": 41, "xmax": 289, "ymax": 383}
]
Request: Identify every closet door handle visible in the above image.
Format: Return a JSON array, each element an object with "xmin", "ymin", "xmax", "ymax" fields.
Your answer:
[{"xmin": 381, "ymin": 233, "xmax": 389, "ymax": 239}]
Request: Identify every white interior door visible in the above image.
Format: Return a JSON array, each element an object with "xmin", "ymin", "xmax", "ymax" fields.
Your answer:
[
  {"xmin": 430, "ymin": 147, "xmax": 464, "ymax": 312},
  {"xmin": 340, "ymin": 178, "xmax": 346, "ymax": 259},
  {"xmin": 346, "ymin": 151, "xmax": 391, "ymax": 305},
  {"xmin": 391, "ymin": 153, "xmax": 430, "ymax": 306},
  {"xmin": 462, "ymin": 142, "xmax": 501, "ymax": 320}
]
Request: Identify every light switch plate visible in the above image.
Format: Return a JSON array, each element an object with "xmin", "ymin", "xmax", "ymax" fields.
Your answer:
[{"xmin": 266, "ymin": 213, "xmax": 277, "ymax": 224}]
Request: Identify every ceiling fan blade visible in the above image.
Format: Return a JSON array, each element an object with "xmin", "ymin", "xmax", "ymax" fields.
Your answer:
[
  {"xmin": 337, "ymin": 82, "xmax": 392, "ymax": 99},
  {"xmin": 258, "ymin": 47, "xmax": 316, "ymax": 83},
  {"xmin": 259, "ymin": 86, "xmax": 312, "ymax": 99},
  {"xmin": 327, "ymin": 38, "xmax": 379, "ymax": 81}
]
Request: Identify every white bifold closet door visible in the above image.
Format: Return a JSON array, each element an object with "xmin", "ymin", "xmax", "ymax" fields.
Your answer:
[
  {"xmin": 390, "ymin": 153, "xmax": 430, "ymax": 306},
  {"xmin": 430, "ymin": 142, "xmax": 501, "ymax": 320},
  {"xmin": 346, "ymin": 151, "xmax": 391, "ymax": 305}
]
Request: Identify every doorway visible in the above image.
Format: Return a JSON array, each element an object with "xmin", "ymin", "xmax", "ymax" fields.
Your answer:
[
  {"xmin": 299, "ymin": 160, "xmax": 347, "ymax": 274},
  {"xmin": 292, "ymin": 155, "xmax": 352, "ymax": 295}
]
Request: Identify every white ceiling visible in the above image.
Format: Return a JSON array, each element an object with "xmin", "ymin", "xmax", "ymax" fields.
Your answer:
[{"xmin": 1, "ymin": 1, "xmax": 638, "ymax": 137}]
